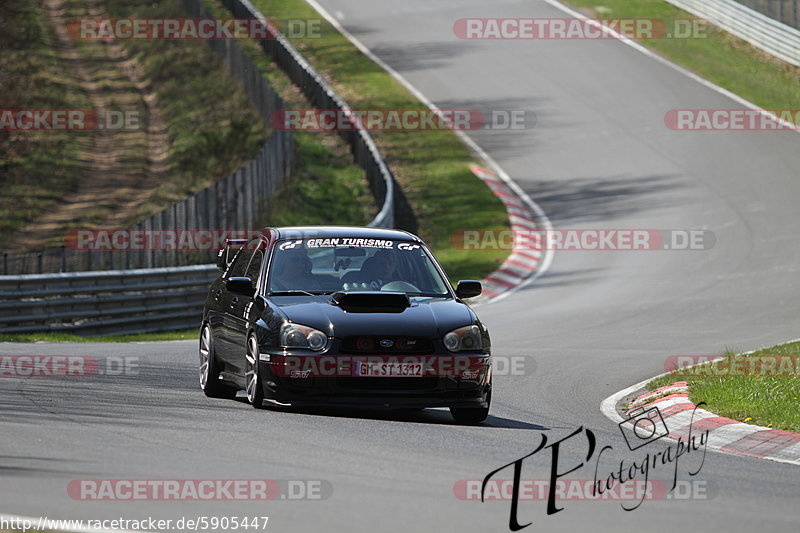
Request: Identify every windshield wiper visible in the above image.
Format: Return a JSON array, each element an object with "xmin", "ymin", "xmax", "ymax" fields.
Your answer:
[{"xmin": 268, "ymin": 290, "xmax": 329, "ymax": 296}]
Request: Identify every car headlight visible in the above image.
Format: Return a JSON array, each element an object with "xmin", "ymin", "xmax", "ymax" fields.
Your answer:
[
  {"xmin": 443, "ymin": 325, "xmax": 482, "ymax": 352},
  {"xmin": 280, "ymin": 323, "xmax": 328, "ymax": 351}
]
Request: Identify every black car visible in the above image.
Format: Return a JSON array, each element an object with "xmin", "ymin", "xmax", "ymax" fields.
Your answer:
[{"xmin": 199, "ymin": 226, "xmax": 492, "ymax": 423}]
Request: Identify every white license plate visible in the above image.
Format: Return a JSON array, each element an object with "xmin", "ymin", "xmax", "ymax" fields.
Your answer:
[{"xmin": 355, "ymin": 362, "xmax": 423, "ymax": 377}]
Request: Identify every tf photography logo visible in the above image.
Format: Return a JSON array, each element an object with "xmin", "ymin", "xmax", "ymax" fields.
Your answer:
[
  {"xmin": 618, "ymin": 406, "xmax": 670, "ymax": 451},
  {"xmin": 478, "ymin": 406, "xmax": 710, "ymax": 530}
]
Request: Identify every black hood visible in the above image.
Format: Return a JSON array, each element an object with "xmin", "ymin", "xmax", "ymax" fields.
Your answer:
[{"xmin": 271, "ymin": 295, "xmax": 476, "ymax": 338}]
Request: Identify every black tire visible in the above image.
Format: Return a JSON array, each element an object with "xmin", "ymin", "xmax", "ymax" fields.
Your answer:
[
  {"xmin": 245, "ymin": 333, "xmax": 266, "ymax": 409},
  {"xmin": 449, "ymin": 388, "xmax": 491, "ymax": 424},
  {"xmin": 199, "ymin": 324, "xmax": 237, "ymax": 399}
]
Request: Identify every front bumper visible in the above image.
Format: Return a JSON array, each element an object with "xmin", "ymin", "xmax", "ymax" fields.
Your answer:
[{"xmin": 258, "ymin": 352, "xmax": 491, "ymax": 409}]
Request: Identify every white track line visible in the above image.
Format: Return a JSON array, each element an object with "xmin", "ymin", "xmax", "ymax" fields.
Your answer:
[{"xmin": 304, "ymin": 0, "xmax": 555, "ymax": 304}]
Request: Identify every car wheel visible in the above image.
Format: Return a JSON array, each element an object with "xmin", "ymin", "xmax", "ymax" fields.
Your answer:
[
  {"xmin": 245, "ymin": 334, "xmax": 266, "ymax": 409},
  {"xmin": 450, "ymin": 388, "xmax": 491, "ymax": 424},
  {"xmin": 199, "ymin": 324, "xmax": 237, "ymax": 399}
]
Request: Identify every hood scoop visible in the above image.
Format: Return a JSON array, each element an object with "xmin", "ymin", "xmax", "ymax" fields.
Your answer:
[{"xmin": 330, "ymin": 291, "xmax": 410, "ymax": 313}]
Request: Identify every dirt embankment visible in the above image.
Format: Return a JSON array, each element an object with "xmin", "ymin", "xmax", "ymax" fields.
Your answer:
[{"xmin": 7, "ymin": 0, "xmax": 170, "ymax": 252}]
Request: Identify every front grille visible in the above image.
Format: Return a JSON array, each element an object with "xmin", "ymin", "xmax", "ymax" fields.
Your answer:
[{"xmin": 340, "ymin": 336, "xmax": 434, "ymax": 355}]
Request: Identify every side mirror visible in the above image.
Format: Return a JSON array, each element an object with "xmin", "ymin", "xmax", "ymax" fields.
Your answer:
[
  {"xmin": 226, "ymin": 277, "xmax": 255, "ymax": 297},
  {"xmin": 456, "ymin": 280, "xmax": 482, "ymax": 299}
]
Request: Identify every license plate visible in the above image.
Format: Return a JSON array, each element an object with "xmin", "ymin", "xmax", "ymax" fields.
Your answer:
[{"xmin": 354, "ymin": 362, "xmax": 423, "ymax": 377}]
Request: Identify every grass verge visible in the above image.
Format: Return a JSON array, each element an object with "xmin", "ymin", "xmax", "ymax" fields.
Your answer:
[
  {"xmin": 648, "ymin": 341, "xmax": 800, "ymax": 432},
  {"xmin": 229, "ymin": 0, "xmax": 512, "ymax": 282},
  {"xmin": 565, "ymin": 0, "xmax": 799, "ymax": 119},
  {"xmin": 265, "ymin": 134, "xmax": 375, "ymax": 226},
  {"xmin": 0, "ymin": 329, "xmax": 198, "ymax": 343}
]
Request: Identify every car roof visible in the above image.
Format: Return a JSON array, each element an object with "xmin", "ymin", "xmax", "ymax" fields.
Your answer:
[{"xmin": 271, "ymin": 226, "xmax": 422, "ymax": 243}]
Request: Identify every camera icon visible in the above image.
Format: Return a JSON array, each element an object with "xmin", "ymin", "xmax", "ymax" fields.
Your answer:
[{"xmin": 619, "ymin": 406, "xmax": 670, "ymax": 450}]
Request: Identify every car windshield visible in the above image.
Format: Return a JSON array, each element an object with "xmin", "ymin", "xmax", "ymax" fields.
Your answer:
[{"xmin": 267, "ymin": 238, "xmax": 451, "ymax": 296}]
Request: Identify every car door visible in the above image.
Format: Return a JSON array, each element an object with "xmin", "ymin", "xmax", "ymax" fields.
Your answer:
[
  {"xmin": 215, "ymin": 245, "xmax": 252, "ymax": 366},
  {"xmin": 205, "ymin": 277, "xmax": 227, "ymax": 342},
  {"xmin": 226, "ymin": 241, "xmax": 265, "ymax": 376}
]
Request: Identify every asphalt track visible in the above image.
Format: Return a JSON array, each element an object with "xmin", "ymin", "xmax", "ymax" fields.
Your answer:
[{"xmin": 2, "ymin": 0, "xmax": 800, "ymax": 531}]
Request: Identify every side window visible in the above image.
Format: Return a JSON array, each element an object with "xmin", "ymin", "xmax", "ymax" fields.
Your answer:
[
  {"xmin": 246, "ymin": 250, "xmax": 264, "ymax": 281},
  {"xmin": 227, "ymin": 248, "xmax": 250, "ymax": 278}
]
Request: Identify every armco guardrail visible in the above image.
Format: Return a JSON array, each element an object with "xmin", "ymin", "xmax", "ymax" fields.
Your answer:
[
  {"xmin": 0, "ymin": 265, "xmax": 218, "ymax": 336},
  {"xmin": 665, "ymin": 0, "xmax": 800, "ymax": 66},
  {"xmin": 736, "ymin": 0, "xmax": 799, "ymax": 30},
  {"xmin": 221, "ymin": 0, "xmax": 395, "ymax": 228}
]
